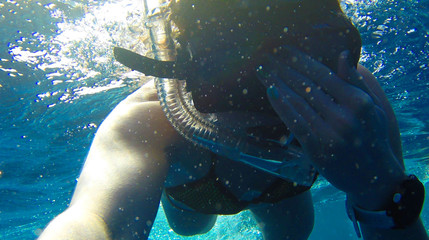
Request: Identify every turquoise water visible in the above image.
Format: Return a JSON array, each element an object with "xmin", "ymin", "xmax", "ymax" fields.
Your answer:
[{"xmin": 0, "ymin": 0, "xmax": 428, "ymax": 239}]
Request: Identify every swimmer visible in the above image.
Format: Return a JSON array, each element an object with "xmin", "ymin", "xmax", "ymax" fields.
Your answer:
[{"xmin": 39, "ymin": 0, "xmax": 427, "ymax": 239}]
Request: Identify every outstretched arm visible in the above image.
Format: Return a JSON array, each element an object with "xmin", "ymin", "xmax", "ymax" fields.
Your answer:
[
  {"xmin": 39, "ymin": 81, "xmax": 179, "ymax": 240},
  {"xmin": 256, "ymin": 48, "xmax": 427, "ymax": 240}
]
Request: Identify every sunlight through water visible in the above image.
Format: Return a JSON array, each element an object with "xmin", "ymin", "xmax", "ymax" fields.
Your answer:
[{"xmin": 0, "ymin": 0, "xmax": 428, "ymax": 239}]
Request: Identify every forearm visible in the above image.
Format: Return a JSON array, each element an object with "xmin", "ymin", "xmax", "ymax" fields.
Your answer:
[
  {"xmin": 38, "ymin": 207, "xmax": 111, "ymax": 240},
  {"xmin": 40, "ymin": 84, "xmax": 173, "ymax": 240},
  {"xmin": 361, "ymin": 218, "xmax": 428, "ymax": 240}
]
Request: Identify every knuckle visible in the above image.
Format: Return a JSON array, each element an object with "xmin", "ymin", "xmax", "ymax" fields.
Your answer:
[{"xmin": 311, "ymin": 68, "xmax": 333, "ymax": 82}]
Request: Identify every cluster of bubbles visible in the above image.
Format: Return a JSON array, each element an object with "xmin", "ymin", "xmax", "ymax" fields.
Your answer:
[
  {"xmin": 3, "ymin": 0, "xmax": 151, "ymax": 107},
  {"xmin": 4, "ymin": 0, "xmax": 427, "ymax": 107}
]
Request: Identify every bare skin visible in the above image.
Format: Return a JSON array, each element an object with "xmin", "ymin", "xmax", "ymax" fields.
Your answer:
[
  {"xmin": 39, "ymin": 51, "xmax": 427, "ymax": 240},
  {"xmin": 39, "ymin": 78, "xmax": 314, "ymax": 240},
  {"xmin": 257, "ymin": 48, "xmax": 427, "ymax": 239}
]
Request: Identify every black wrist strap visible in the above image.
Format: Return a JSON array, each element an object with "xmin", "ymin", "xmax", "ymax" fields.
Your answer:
[{"xmin": 346, "ymin": 175, "xmax": 425, "ymax": 238}]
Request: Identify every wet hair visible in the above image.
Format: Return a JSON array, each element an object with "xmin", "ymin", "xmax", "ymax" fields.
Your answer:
[{"xmin": 169, "ymin": 0, "xmax": 361, "ymax": 113}]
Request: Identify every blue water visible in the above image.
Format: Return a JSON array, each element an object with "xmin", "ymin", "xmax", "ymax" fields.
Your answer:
[{"xmin": 0, "ymin": 0, "xmax": 428, "ymax": 239}]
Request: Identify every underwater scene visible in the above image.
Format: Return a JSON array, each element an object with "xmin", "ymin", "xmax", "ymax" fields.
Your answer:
[{"xmin": 0, "ymin": 0, "xmax": 428, "ymax": 239}]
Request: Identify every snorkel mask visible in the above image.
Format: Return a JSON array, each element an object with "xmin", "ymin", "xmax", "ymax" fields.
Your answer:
[{"xmin": 114, "ymin": 0, "xmax": 362, "ymax": 186}]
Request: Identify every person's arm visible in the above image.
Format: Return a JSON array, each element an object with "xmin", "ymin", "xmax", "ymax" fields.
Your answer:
[
  {"xmin": 256, "ymin": 47, "xmax": 427, "ymax": 240},
  {"xmin": 346, "ymin": 65, "xmax": 427, "ymax": 239},
  {"xmin": 39, "ymin": 81, "xmax": 180, "ymax": 240}
]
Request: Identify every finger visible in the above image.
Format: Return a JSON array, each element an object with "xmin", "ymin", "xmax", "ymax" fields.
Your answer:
[
  {"xmin": 263, "ymin": 78, "xmax": 333, "ymax": 143},
  {"xmin": 257, "ymin": 54, "xmax": 355, "ymax": 136},
  {"xmin": 266, "ymin": 55, "xmax": 342, "ymax": 121},
  {"xmin": 274, "ymin": 46, "xmax": 362, "ymax": 106},
  {"xmin": 259, "ymin": 57, "xmax": 352, "ymax": 128}
]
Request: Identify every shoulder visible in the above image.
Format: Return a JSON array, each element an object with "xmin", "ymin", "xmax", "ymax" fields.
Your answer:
[
  {"xmin": 96, "ymin": 79, "xmax": 181, "ymax": 149},
  {"xmin": 357, "ymin": 64, "xmax": 391, "ymax": 107},
  {"xmin": 356, "ymin": 64, "xmax": 393, "ymax": 112},
  {"xmin": 121, "ymin": 79, "xmax": 159, "ymax": 104},
  {"xmin": 357, "ymin": 64, "xmax": 378, "ymax": 89}
]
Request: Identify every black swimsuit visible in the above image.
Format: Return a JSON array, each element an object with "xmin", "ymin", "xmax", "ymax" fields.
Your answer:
[{"xmin": 165, "ymin": 153, "xmax": 316, "ymax": 215}]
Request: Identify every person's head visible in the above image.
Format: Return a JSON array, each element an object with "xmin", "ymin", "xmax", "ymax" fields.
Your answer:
[{"xmin": 169, "ymin": 0, "xmax": 361, "ymax": 114}]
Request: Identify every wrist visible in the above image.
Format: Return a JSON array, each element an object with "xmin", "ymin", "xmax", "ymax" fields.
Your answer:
[
  {"xmin": 346, "ymin": 175, "xmax": 425, "ymax": 238},
  {"xmin": 347, "ymin": 150, "xmax": 408, "ymax": 211},
  {"xmin": 348, "ymin": 173, "xmax": 407, "ymax": 211}
]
